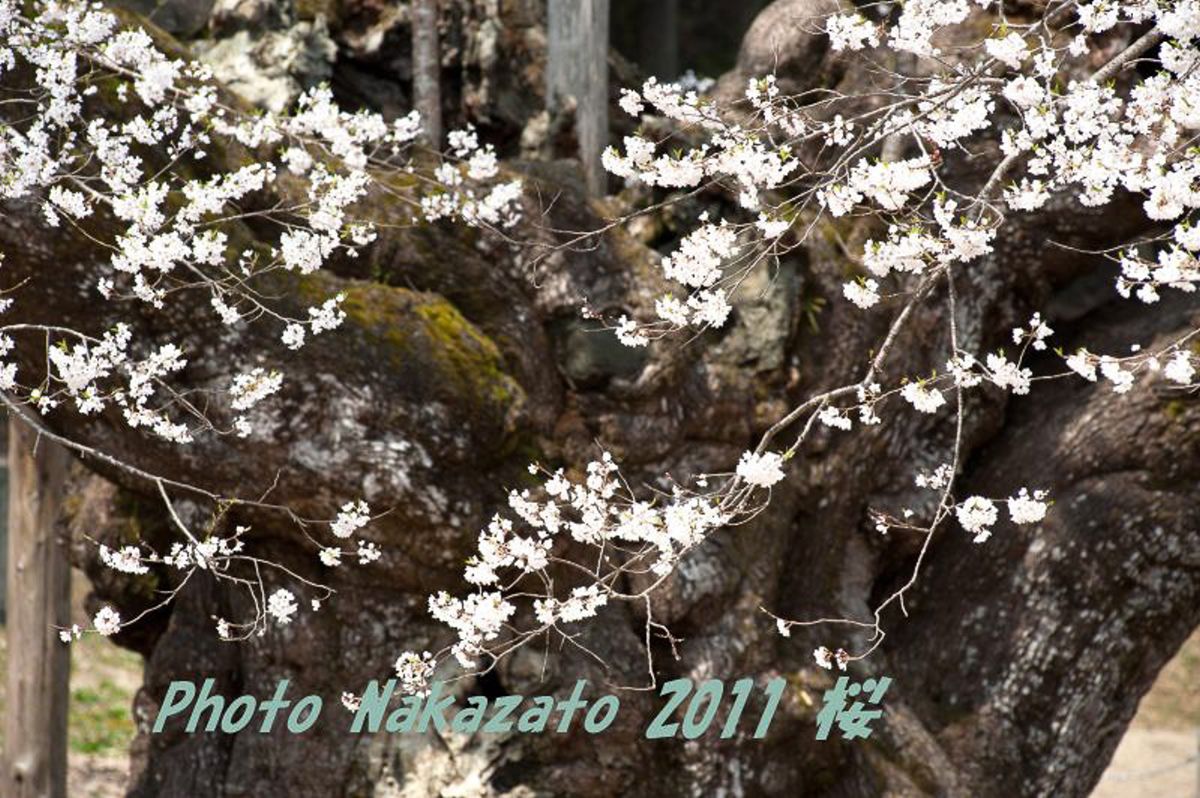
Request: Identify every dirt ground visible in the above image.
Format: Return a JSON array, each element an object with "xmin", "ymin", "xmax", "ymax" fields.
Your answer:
[{"xmin": 1091, "ymin": 631, "xmax": 1200, "ymax": 797}]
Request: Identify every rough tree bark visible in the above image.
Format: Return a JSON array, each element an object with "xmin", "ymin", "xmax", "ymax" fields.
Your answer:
[{"xmin": 1, "ymin": 1, "xmax": 1197, "ymax": 796}]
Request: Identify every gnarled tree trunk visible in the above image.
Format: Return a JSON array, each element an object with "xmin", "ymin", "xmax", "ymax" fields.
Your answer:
[{"xmin": 1, "ymin": 1, "xmax": 1196, "ymax": 796}]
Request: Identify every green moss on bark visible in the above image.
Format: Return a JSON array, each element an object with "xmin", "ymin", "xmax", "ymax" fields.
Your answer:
[{"xmin": 302, "ymin": 275, "xmax": 523, "ymax": 423}]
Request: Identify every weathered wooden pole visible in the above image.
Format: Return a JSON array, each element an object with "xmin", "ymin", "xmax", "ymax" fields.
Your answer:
[
  {"xmin": 3, "ymin": 417, "xmax": 71, "ymax": 798},
  {"xmin": 638, "ymin": 0, "xmax": 679, "ymax": 81},
  {"xmin": 411, "ymin": 0, "xmax": 443, "ymax": 149},
  {"xmin": 547, "ymin": 0, "xmax": 610, "ymax": 196}
]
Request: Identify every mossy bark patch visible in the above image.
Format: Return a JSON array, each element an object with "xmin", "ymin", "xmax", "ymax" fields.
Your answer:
[{"xmin": 300, "ymin": 273, "xmax": 524, "ymax": 434}]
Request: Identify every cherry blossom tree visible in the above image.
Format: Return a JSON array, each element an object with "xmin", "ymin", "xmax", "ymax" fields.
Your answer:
[{"xmin": 2, "ymin": 0, "xmax": 1200, "ymax": 794}]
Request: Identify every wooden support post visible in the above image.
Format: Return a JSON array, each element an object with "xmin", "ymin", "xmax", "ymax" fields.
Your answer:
[
  {"xmin": 638, "ymin": 0, "xmax": 679, "ymax": 82},
  {"xmin": 412, "ymin": 0, "xmax": 443, "ymax": 149},
  {"xmin": 547, "ymin": 0, "xmax": 610, "ymax": 197},
  {"xmin": 4, "ymin": 418, "xmax": 71, "ymax": 798}
]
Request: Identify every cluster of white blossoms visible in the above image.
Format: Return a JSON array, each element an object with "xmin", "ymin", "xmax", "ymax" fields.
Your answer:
[
  {"xmin": 954, "ymin": 490, "xmax": 1049, "ymax": 543},
  {"xmin": 99, "ymin": 544, "xmax": 149, "ymax": 575},
  {"xmin": 915, "ymin": 464, "xmax": 955, "ymax": 491},
  {"xmin": 330, "ymin": 501, "xmax": 371, "ymax": 538},
  {"xmin": 1012, "ymin": 313, "xmax": 1054, "ymax": 352},
  {"xmin": 534, "ymin": 585, "xmax": 609, "ymax": 625},
  {"xmin": 229, "ymin": 368, "xmax": 283, "ymax": 436},
  {"xmin": 821, "ymin": 156, "xmax": 934, "ymax": 216},
  {"xmin": 1164, "ymin": 350, "xmax": 1197, "ymax": 385},
  {"xmin": 426, "ymin": 590, "xmax": 517, "ymax": 670},
  {"xmin": 634, "ymin": 219, "xmax": 743, "ymax": 333},
  {"xmin": 601, "ymin": 75, "xmax": 817, "ymax": 340},
  {"xmin": 843, "ymin": 277, "xmax": 881, "ymax": 309},
  {"xmin": 267, "ymin": 588, "xmax": 299, "ymax": 625},
  {"xmin": 1, "ymin": 0, "xmax": 523, "ymax": 442},
  {"xmin": 985, "ymin": 31, "xmax": 1029, "ymax": 70},
  {"xmin": 601, "ymin": 0, "xmax": 1200, "ymax": 377},
  {"xmin": 857, "ymin": 202, "xmax": 996, "ymax": 285},
  {"xmin": 80, "ymin": 498, "xmax": 377, "ymax": 640},
  {"xmin": 1117, "ymin": 223, "xmax": 1200, "ymax": 304},
  {"xmin": 314, "ymin": 501, "xmax": 379, "ymax": 570},
  {"xmin": 15, "ymin": 0, "xmax": 1200, "ymax": 686},
  {"xmin": 393, "ymin": 452, "xmax": 737, "ymax": 690},
  {"xmin": 391, "ymin": 0, "xmax": 1200, "ymax": 682},
  {"xmin": 29, "ymin": 324, "xmax": 207, "ymax": 443},
  {"xmin": 229, "ymin": 369, "xmax": 284, "ymax": 412},
  {"xmin": 813, "ymin": 645, "xmax": 850, "ymax": 671},
  {"xmin": 422, "ymin": 125, "xmax": 524, "ymax": 228},
  {"xmin": 92, "ymin": 606, "xmax": 122, "ymax": 637},
  {"xmin": 735, "ymin": 451, "xmax": 786, "ymax": 489},
  {"xmin": 1061, "ymin": 338, "xmax": 1200, "ymax": 397},
  {"xmin": 826, "ymin": 14, "xmax": 880, "ymax": 52},
  {"xmin": 817, "ymin": 405, "xmax": 854, "ymax": 431},
  {"xmin": 394, "ymin": 650, "xmax": 437, "ymax": 695},
  {"xmin": 1008, "ymin": 489, "xmax": 1051, "ymax": 525},
  {"xmin": 163, "ymin": 534, "xmax": 244, "ymax": 571},
  {"xmin": 901, "ymin": 381, "xmax": 947, "ymax": 415},
  {"xmin": 1, "ymin": 0, "xmax": 530, "ymax": 645}
]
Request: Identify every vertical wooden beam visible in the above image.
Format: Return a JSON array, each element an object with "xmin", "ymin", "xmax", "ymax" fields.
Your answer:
[
  {"xmin": 638, "ymin": 0, "xmax": 679, "ymax": 81},
  {"xmin": 412, "ymin": 0, "xmax": 443, "ymax": 149},
  {"xmin": 547, "ymin": 0, "xmax": 610, "ymax": 196},
  {"xmin": 4, "ymin": 418, "xmax": 71, "ymax": 798},
  {"xmin": 0, "ymin": 444, "xmax": 8, "ymax": 625}
]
